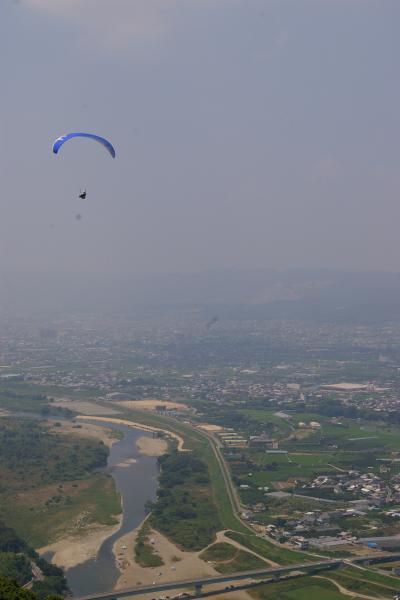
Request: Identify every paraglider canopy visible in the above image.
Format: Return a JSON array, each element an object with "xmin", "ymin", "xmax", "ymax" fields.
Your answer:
[{"xmin": 52, "ymin": 132, "xmax": 116, "ymax": 158}]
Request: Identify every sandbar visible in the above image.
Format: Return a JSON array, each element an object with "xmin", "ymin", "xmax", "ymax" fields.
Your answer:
[
  {"xmin": 39, "ymin": 518, "xmax": 122, "ymax": 571},
  {"xmin": 118, "ymin": 399, "xmax": 190, "ymax": 411},
  {"xmin": 50, "ymin": 419, "xmax": 119, "ymax": 448},
  {"xmin": 113, "ymin": 528, "xmax": 256, "ymax": 600},
  {"xmin": 53, "ymin": 399, "xmax": 120, "ymax": 416},
  {"xmin": 136, "ymin": 436, "xmax": 168, "ymax": 456},
  {"xmin": 77, "ymin": 416, "xmax": 188, "ymax": 451}
]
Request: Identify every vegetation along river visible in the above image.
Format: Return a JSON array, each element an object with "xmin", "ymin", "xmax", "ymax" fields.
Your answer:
[{"xmin": 66, "ymin": 421, "xmax": 160, "ymax": 596}]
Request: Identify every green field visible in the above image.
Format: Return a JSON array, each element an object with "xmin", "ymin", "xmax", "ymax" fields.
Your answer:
[
  {"xmin": 213, "ymin": 549, "xmax": 267, "ymax": 573},
  {"xmin": 241, "ymin": 410, "xmax": 293, "ymax": 436},
  {"xmin": 0, "ymin": 380, "xmax": 101, "ymax": 414},
  {"xmin": 1, "ymin": 473, "xmax": 121, "ymax": 548},
  {"xmin": 200, "ymin": 542, "xmax": 237, "ymax": 562},
  {"xmin": 0, "ymin": 417, "xmax": 120, "ymax": 547},
  {"xmin": 200, "ymin": 542, "xmax": 266, "ymax": 573},
  {"xmin": 240, "ymin": 409, "xmax": 400, "ymax": 454},
  {"xmin": 250, "ymin": 576, "xmax": 350, "ymax": 600},
  {"xmin": 326, "ymin": 566, "xmax": 398, "ymax": 598},
  {"xmin": 224, "ymin": 531, "xmax": 310, "ymax": 565},
  {"xmin": 245, "ymin": 453, "xmax": 338, "ymax": 486}
]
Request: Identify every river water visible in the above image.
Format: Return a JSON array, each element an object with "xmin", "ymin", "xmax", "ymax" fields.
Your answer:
[{"xmin": 65, "ymin": 421, "xmax": 160, "ymax": 597}]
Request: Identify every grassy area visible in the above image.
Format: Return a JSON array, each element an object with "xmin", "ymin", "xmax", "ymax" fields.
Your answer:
[
  {"xmin": 0, "ymin": 379, "xmax": 103, "ymax": 398},
  {"xmin": 0, "ymin": 385, "xmax": 72, "ymax": 417},
  {"xmin": 200, "ymin": 542, "xmax": 267, "ymax": 573},
  {"xmin": 0, "ymin": 417, "xmax": 121, "ymax": 547},
  {"xmin": 134, "ymin": 521, "xmax": 164, "ymax": 567},
  {"xmin": 337, "ymin": 566, "xmax": 400, "ymax": 588},
  {"xmin": 241, "ymin": 410, "xmax": 293, "ymax": 437},
  {"xmin": 374, "ymin": 559, "xmax": 400, "ymax": 571},
  {"xmin": 249, "ymin": 575, "xmax": 350, "ymax": 600},
  {"xmin": 326, "ymin": 566, "xmax": 398, "ymax": 598},
  {"xmin": 239, "ymin": 410, "xmax": 400, "ymax": 455},
  {"xmin": 200, "ymin": 542, "xmax": 237, "ymax": 562},
  {"xmin": 225, "ymin": 531, "xmax": 311, "ymax": 565},
  {"xmin": 244, "ymin": 454, "xmax": 337, "ymax": 486},
  {"xmin": 0, "ymin": 379, "xmax": 103, "ymax": 415},
  {"xmin": 214, "ymin": 549, "xmax": 267, "ymax": 573},
  {"xmin": 1, "ymin": 473, "xmax": 121, "ymax": 548}
]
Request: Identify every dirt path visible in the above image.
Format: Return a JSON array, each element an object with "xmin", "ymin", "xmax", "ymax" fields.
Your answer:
[
  {"xmin": 114, "ymin": 526, "xmax": 218, "ymax": 590},
  {"xmin": 114, "ymin": 527, "xmax": 256, "ymax": 600},
  {"xmin": 210, "ymin": 531, "xmax": 278, "ymax": 567},
  {"xmin": 327, "ymin": 463, "xmax": 348, "ymax": 473},
  {"xmin": 313, "ymin": 575, "xmax": 388, "ymax": 600}
]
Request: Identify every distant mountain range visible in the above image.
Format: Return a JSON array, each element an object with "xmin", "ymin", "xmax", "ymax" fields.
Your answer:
[{"xmin": 2, "ymin": 268, "xmax": 400, "ymax": 323}]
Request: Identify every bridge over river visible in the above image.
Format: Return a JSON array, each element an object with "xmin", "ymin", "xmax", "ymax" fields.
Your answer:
[
  {"xmin": 75, "ymin": 559, "xmax": 341, "ymax": 600},
  {"xmin": 75, "ymin": 552, "xmax": 400, "ymax": 600}
]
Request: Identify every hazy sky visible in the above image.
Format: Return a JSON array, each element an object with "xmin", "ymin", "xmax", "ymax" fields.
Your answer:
[{"xmin": 1, "ymin": 0, "xmax": 399, "ymax": 277}]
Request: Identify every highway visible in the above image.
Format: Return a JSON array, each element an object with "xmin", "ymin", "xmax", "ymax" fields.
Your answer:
[
  {"xmin": 75, "ymin": 552, "xmax": 400, "ymax": 600},
  {"xmin": 76, "ymin": 559, "xmax": 340, "ymax": 600}
]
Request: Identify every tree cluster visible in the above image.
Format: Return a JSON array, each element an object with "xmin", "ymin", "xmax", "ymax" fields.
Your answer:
[{"xmin": 150, "ymin": 451, "xmax": 221, "ymax": 550}]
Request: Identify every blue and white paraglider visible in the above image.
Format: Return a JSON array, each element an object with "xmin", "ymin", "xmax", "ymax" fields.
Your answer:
[
  {"xmin": 52, "ymin": 132, "xmax": 116, "ymax": 158},
  {"xmin": 52, "ymin": 132, "xmax": 115, "ymax": 202}
]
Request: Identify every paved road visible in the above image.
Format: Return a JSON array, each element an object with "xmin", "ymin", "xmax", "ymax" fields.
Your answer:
[
  {"xmin": 76, "ymin": 559, "xmax": 340, "ymax": 600},
  {"xmin": 202, "ymin": 430, "xmax": 242, "ymax": 517},
  {"xmin": 76, "ymin": 553, "xmax": 400, "ymax": 600}
]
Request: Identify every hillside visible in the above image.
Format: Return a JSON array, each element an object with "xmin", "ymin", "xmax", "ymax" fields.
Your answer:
[{"xmin": 0, "ymin": 521, "xmax": 67, "ymax": 599}]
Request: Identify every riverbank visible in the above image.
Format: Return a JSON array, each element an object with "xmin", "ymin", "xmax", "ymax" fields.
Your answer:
[
  {"xmin": 41, "ymin": 421, "xmax": 169, "ymax": 582},
  {"xmin": 42, "ymin": 419, "xmax": 166, "ymax": 597},
  {"xmin": 114, "ymin": 525, "xmax": 217, "ymax": 589},
  {"xmin": 39, "ymin": 518, "xmax": 123, "ymax": 570},
  {"xmin": 38, "ymin": 422, "xmax": 124, "ymax": 570},
  {"xmin": 113, "ymin": 528, "xmax": 258, "ymax": 600},
  {"xmin": 51, "ymin": 419, "xmax": 119, "ymax": 448},
  {"xmin": 77, "ymin": 415, "xmax": 187, "ymax": 451}
]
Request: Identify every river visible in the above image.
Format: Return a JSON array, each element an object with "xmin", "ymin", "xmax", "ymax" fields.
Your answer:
[{"xmin": 66, "ymin": 421, "xmax": 160, "ymax": 597}]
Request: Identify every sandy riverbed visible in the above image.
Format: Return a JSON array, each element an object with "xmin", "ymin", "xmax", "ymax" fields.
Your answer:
[
  {"xmin": 118, "ymin": 399, "xmax": 191, "ymax": 411},
  {"xmin": 136, "ymin": 436, "xmax": 168, "ymax": 456},
  {"xmin": 114, "ymin": 526, "xmax": 215, "ymax": 589},
  {"xmin": 41, "ymin": 415, "xmax": 199, "ymax": 587},
  {"xmin": 39, "ymin": 518, "xmax": 122, "ymax": 570},
  {"xmin": 197, "ymin": 423, "xmax": 223, "ymax": 432},
  {"xmin": 40, "ymin": 421, "xmax": 168, "ymax": 572},
  {"xmin": 49, "ymin": 419, "xmax": 118, "ymax": 448},
  {"xmin": 77, "ymin": 415, "xmax": 188, "ymax": 451},
  {"xmin": 113, "ymin": 528, "xmax": 257, "ymax": 600}
]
